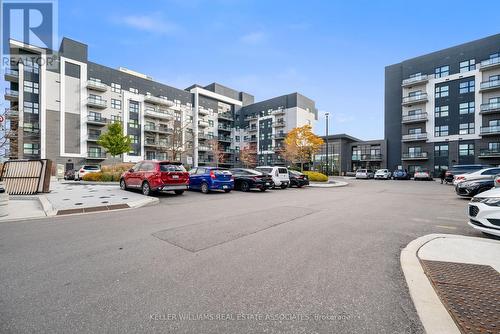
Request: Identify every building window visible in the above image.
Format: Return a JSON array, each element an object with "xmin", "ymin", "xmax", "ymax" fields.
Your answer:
[
  {"xmin": 111, "ymin": 98, "xmax": 121, "ymax": 109},
  {"xmin": 111, "ymin": 115, "xmax": 122, "ymax": 123},
  {"xmin": 23, "ymin": 81, "xmax": 39, "ymax": 94},
  {"xmin": 24, "ymin": 59, "xmax": 39, "ymax": 74},
  {"xmin": 459, "ymin": 143, "xmax": 474, "ymax": 156},
  {"xmin": 459, "ymin": 102, "xmax": 475, "ymax": 114},
  {"xmin": 488, "ymin": 142, "xmax": 500, "ymax": 151},
  {"xmin": 23, "ymin": 101, "xmax": 39, "ymax": 114},
  {"xmin": 435, "ymin": 85, "xmax": 449, "ymax": 98},
  {"xmin": 23, "ymin": 122, "xmax": 40, "ymax": 133},
  {"xmin": 208, "ymin": 120, "xmax": 214, "ymax": 127},
  {"xmin": 435, "ymin": 65, "xmax": 449, "ymax": 78},
  {"xmin": 460, "ymin": 59, "xmax": 475, "ymax": 72},
  {"xmin": 129, "ymin": 87, "xmax": 138, "ymax": 94},
  {"xmin": 435, "ymin": 125, "xmax": 449, "ymax": 137},
  {"xmin": 129, "ymin": 134, "xmax": 139, "ymax": 144},
  {"xmin": 435, "ymin": 105, "xmax": 449, "ymax": 117},
  {"xmin": 459, "ymin": 80, "xmax": 475, "ymax": 94},
  {"xmin": 408, "ymin": 128, "xmax": 422, "ymax": 134},
  {"xmin": 459, "ymin": 122, "xmax": 475, "ymax": 135},
  {"xmin": 111, "ymin": 82, "xmax": 121, "ymax": 93},
  {"xmin": 128, "ymin": 119, "xmax": 139, "ymax": 128},
  {"xmin": 129, "ymin": 101, "xmax": 139, "ymax": 113},
  {"xmin": 235, "ymin": 136, "xmax": 240, "ymax": 142},
  {"xmin": 434, "ymin": 144, "xmax": 449, "ymax": 157},
  {"xmin": 23, "ymin": 143, "xmax": 40, "ymax": 155},
  {"xmin": 434, "ymin": 165, "xmax": 448, "ymax": 173}
]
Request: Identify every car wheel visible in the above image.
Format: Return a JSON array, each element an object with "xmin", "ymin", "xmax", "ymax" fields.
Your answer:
[
  {"xmin": 201, "ymin": 182, "xmax": 209, "ymax": 194},
  {"xmin": 174, "ymin": 190, "xmax": 184, "ymax": 195},
  {"xmin": 297, "ymin": 184, "xmax": 303, "ymax": 188},
  {"xmin": 120, "ymin": 178, "xmax": 128, "ymax": 190},
  {"xmin": 280, "ymin": 183, "xmax": 288, "ymax": 189},
  {"xmin": 240, "ymin": 181, "xmax": 250, "ymax": 192},
  {"xmin": 224, "ymin": 189, "xmax": 231, "ymax": 193},
  {"xmin": 260, "ymin": 187, "xmax": 267, "ymax": 192},
  {"xmin": 142, "ymin": 181, "xmax": 151, "ymax": 196}
]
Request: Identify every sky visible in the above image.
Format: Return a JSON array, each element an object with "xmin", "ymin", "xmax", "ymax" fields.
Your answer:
[{"xmin": 4, "ymin": 0, "xmax": 500, "ymax": 139}]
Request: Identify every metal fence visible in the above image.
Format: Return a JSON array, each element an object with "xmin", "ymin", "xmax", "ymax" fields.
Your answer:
[{"xmin": 0, "ymin": 159, "xmax": 52, "ymax": 195}]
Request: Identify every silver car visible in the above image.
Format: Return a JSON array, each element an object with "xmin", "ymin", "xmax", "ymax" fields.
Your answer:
[{"xmin": 355, "ymin": 169, "xmax": 374, "ymax": 179}]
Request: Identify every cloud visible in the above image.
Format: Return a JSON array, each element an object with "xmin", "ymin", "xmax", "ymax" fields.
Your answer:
[
  {"xmin": 115, "ymin": 14, "xmax": 179, "ymax": 35},
  {"xmin": 240, "ymin": 31, "xmax": 266, "ymax": 45}
]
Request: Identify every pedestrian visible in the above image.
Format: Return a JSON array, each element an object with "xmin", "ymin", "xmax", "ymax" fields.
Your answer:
[{"xmin": 439, "ymin": 169, "xmax": 447, "ymax": 184}]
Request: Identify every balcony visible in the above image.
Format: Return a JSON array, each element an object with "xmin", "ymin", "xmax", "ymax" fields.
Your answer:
[
  {"xmin": 402, "ymin": 152, "xmax": 428, "ymax": 160},
  {"xmin": 198, "ymin": 120, "xmax": 209, "ymax": 128},
  {"xmin": 198, "ymin": 146, "xmax": 210, "ymax": 152},
  {"xmin": 87, "ymin": 151, "xmax": 106, "ymax": 160},
  {"xmin": 5, "ymin": 69, "xmax": 19, "ymax": 82},
  {"xmin": 273, "ymin": 109, "xmax": 285, "ymax": 116},
  {"xmin": 5, "ymin": 108, "xmax": 19, "ymax": 118},
  {"xmin": 144, "ymin": 124, "xmax": 173, "ymax": 134},
  {"xmin": 198, "ymin": 158, "xmax": 214, "ymax": 164},
  {"xmin": 87, "ymin": 97, "xmax": 107, "ymax": 109},
  {"xmin": 401, "ymin": 74, "xmax": 430, "ymax": 87},
  {"xmin": 87, "ymin": 133, "xmax": 100, "ymax": 141},
  {"xmin": 402, "ymin": 133, "xmax": 427, "ymax": 142},
  {"xmin": 245, "ymin": 115, "xmax": 258, "ymax": 122},
  {"xmin": 402, "ymin": 93, "xmax": 428, "ymax": 106},
  {"xmin": 144, "ymin": 139, "xmax": 158, "ymax": 147},
  {"xmin": 479, "ymin": 149, "xmax": 500, "ymax": 158},
  {"xmin": 218, "ymin": 112, "xmax": 233, "ymax": 121},
  {"xmin": 5, "ymin": 88, "xmax": 18, "ymax": 101},
  {"xmin": 198, "ymin": 133, "xmax": 213, "ymax": 140},
  {"xmin": 480, "ymin": 57, "xmax": 500, "ymax": 71},
  {"xmin": 480, "ymin": 102, "xmax": 500, "ymax": 114},
  {"xmin": 360, "ymin": 154, "xmax": 382, "ymax": 161},
  {"xmin": 218, "ymin": 136, "xmax": 232, "ymax": 142},
  {"xmin": 273, "ymin": 133, "xmax": 286, "ymax": 140},
  {"xmin": 87, "ymin": 115, "xmax": 108, "ymax": 126},
  {"xmin": 144, "ymin": 108, "xmax": 174, "ymax": 120},
  {"xmin": 480, "ymin": 79, "xmax": 500, "ymax": 92},
  {"xmin": 218, "ymin": 124, "xmax": 232, "ymax": 132},
  {"xmin": 480, "ymin": 126, "xmax": 500, "ymax": 136},
  {"xmin": 86, "ymin": 80, "xmax": 107, "ymax": 92},
  {"xmin": 144, "ymin": 94, "xmax": 175, "ymax": 106},
  {"xmin": 401, "ymin": 112, "xmax": 428, "ymax": 123},
  {"xmin": 198, "ymin": 108, "xmax": 209, "ymax": 116},
  {"xmin": 248, "ymin": 127, "xmax": 258, "ymax": 133}
]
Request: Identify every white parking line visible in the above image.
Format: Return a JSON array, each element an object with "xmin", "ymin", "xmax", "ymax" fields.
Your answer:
[{"xmin": 435, "ymin": 225, "xmax": 458, "ymax": 230}]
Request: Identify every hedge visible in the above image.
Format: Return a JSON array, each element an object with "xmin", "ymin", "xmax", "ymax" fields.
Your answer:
[
  {"xmin": 303, "ymin": 171, "xmax": 328, "ymax": 182},
  {"xmin": 82, "ymin": 171, "xmax": 122, "ymax": 182}
]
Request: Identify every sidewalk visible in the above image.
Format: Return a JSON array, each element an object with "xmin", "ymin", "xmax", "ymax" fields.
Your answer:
[{"xmin": 401, "ymin": 234, "xmax": 500, "ymax": 334}]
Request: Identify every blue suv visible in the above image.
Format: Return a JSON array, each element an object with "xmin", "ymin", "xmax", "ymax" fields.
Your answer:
[{"xmin": 188, "ymin": 167, "xmax": 234, "ymax": 194}]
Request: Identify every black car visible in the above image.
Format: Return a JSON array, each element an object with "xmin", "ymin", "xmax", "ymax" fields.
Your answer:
[
  {"xmin": 229, "ymin": 168, "xmax": 273, "ymax": 192},
  {"xmin": 445, "ymin": 164, "xmax": 491, "ymax": 183},
  {"xmin": 289, "ymin": 170, "xmax": 309, "ymax": 188},
  {"xmin": 455, "ymin": 178, "xmax": 494, "ymax": 197}
]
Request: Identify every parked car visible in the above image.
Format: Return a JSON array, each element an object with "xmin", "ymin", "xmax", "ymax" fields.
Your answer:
[
  {"xmin": 288, "ymin": 170, "xmax": 310, "ymax": 188},
  {"xmin": 374, "ymin": 169, "xmax": 391, "ymax": 180},
  {"xmin": 495, "ymin": 175, "xmax": 500, "ymax": 188},
  {"xmin": 355, "ymin": 169, "xmax": 374, "ymax": 179},
  {"xmin": 468, "ymin": 187, "xmax": 500, "ymax": 237},
  {"xmin": 255, "ymin": 166, "xmax": 290, "ymax": 189},
  {"xmin": 120, "ymin": 160, "xmax": 189, "ymax": 196},
  {"xmin": 229, "ymin": 168, "xmax": 273, "ymax": 192},
  {"xmin": 456, "ymin": 179, "xmax": 494, "ymax": 197},
  {"xmin": 75, "ymin": 165, "xmax": 100, "ymax": 181},
  {"xmin": 453, "ymin": 167, "xmax": 500, "ymax": 185},
  {"xmin": 414, "ymin": 169, "xmax": 433, "ymax": 181},
  {"xmin": 64, "ymin": 169, "xmax": 75, "ymax": 180},
  {"xmin": 445, "ymin": 164, "xmax": 492, "ymax": 184},
  {"xmin": 392, "ymin": 169, "xmax": 410, "ymax": 180},
  {"xmin": 188, "ymin": 167, "xmax": 233, "ymax": 194}
]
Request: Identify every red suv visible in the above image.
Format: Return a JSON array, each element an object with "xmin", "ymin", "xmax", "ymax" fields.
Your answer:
[{"xmin": 120, "ymin": 160, "xmax": 189, "ymax": 196}]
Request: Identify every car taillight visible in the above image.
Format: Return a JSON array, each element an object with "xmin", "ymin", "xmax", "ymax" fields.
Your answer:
[
  {"xmin": 80, "ymin": 169, "xmax": 84, "ymax": 173},
  {"xmin": 210, "ymin": 170, "xmax": 216, "ymax": 179},
  {"xmin": 496, "ymin": 178, "xmax": 500, "ymax": 183}
]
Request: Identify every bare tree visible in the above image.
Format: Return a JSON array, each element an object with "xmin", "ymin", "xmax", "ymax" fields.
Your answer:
[
  {"xmin": 0, "ymin": 101, "xmax": 15, "ymax": 159},
  {"xmin": 208, "ymin": 138, "xmax": 225, "ymax": 167},
  {"xmin": 239, "ymin": 143, "xmax": 257, "ymax": 168},
  {"xmin": 157, "ymin": 111, "xmax": 193, "ymax": 162}
]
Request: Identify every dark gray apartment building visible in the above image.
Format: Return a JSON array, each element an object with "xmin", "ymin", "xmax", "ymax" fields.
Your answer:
[
  {"xmin": 4, "ymin": 37, "xmax": 317, "ymax": 171},
  {"xmin": 385, "ymin": 33, "xmax": 500, "ymax": 174}
]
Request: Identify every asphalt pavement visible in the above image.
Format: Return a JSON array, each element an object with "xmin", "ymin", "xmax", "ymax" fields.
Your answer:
[{"xmin": 0, "ymin": 179, "xmax": 486, "ymax": 333}]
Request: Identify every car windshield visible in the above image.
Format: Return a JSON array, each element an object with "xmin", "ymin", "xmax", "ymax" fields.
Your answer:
[
  {"xmin": 159, "ymin": 164, "xmax": 186, "ymax": 172},
  {"xmin": 245, "ymin": 169, "xmax": 263, "ymax": 176},
  {"xmin": 83, "ymin": 165, "xmax": 99, "ymax": 170},
  {"xmin": 376, "ymin": 170, "xmax": 387, "ymax": 173},
  {"xmin": 278, "ymin": 168, "xmax": 288, "ymax": 174},
  {"xmin": 358, "ymin": 170, "xmax": 367, "ymax": 173},
  {"xmin": 256, "ymin": 167, "xmax": 273, "ymax": 173}
]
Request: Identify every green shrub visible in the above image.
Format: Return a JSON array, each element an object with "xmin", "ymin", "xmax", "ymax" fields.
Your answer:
[
  {"xmin": 303, "ymin": 171, "xmax": 328, "ymax": 182},
  {"xmin": 101, "ymin": 163, "xmax": 134, "ymax": 174},
  {"xmin": 82, "ymin": 171, "xmax": 122, "ymax": 182}
]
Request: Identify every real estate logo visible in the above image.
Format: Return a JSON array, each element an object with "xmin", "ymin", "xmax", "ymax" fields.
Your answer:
[{"xmin": 1, "ymin": 0, "xmax": 57, "ymax": 57}]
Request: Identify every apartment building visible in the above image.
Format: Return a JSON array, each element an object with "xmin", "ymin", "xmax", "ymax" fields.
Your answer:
[
  {"xmin": 4, "ymin": 37, "xmax": 317, "ymax": 171},
  {"xmin": 385, "ymin": 33, "xmax": 500, "ymax": 174}
]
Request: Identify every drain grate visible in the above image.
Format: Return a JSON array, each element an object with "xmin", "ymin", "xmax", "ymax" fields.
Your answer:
[{"xmin": 421, "ymin": 260, "xmax": 500, "ymax": 334}]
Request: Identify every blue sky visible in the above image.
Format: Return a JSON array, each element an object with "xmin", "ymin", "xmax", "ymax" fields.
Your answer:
[{"xmin": 6, "ymin": 0, "xmax": 500, "ymax": 139}]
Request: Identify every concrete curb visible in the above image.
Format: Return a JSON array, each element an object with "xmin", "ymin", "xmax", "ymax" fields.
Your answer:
[
  {"xmin": 59, "ymin": 181, "xmax": 120, "ymax": 186},
  {"xmin": 38, "ymin": 195, "xmax": 57, "ymax": 216},
  {"xmin": 309, "ymin": 181, "xmax": 348, "ymax": 188},
  {"xmin": 400, "ymin": 234, "xmax": 460, "ymax": 334}
]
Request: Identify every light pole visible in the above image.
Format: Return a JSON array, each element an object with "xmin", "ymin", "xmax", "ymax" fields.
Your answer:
[{"xmin": 325, "ymin": 112, "xmax": 329, "ymax": 175}]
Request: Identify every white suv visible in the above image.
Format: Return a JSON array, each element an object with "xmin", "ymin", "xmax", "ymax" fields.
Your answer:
[
  {"xmin": 75, "ymin": 165, "xmax": 101, "ymax": 181},
  {"xmin": 255, "ymin": 166, "xmax": 290, "ymax": 189}
]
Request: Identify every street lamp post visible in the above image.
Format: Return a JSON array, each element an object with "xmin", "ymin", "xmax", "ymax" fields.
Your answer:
[{"xmin": 325, "ymin": 112, "xmax": 329, "ymax": 175}]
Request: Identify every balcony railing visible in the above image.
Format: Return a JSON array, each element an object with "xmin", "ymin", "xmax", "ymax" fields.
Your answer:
[
  {"xmin": 87, "ymin": 151, "xmax": 106, "ymax": 159},
  {"xmin": 198, "ymin": 146, "xmax": 211, "ymax": 151},
  {"xmin": 401, "ymin": 112, "xmax": 428, "ymax": 123},
  {"xmin": 144, "ymin": 94, "xmax": 175, "ymax": 106},
  {"xmin": 218, "ymin": 112, "xmax": 233, "ymax": 121},
  {"xmin": 480, "ymin": 79, "xmax": 500, "ymax": 91},
  {"xmin": 402, "ymin": 93, "xmax": 428, "ymax": 105},
  {"xmin": 359, "ymin": 154, "xmax": 382, "ymax": 161},
  {"xmin": 144, "ymin": 108, "xmax": 174, "ymax": 120},
  {"xmin": 218, "ymin": 124, "xmax": 232, "ymax": 131},
  {"xmin": 198, "ymin": 121, "xmax": 209, "ymax": 128},
  {"xmin": 402, "ymin": 152, "xmax": 428, "ymax": 160},
  {"xmin": 245, "ymin": 115, "xmax": 258, "ymax": 121},
  {"xmin": 402, "ymin": 133, "xmax": 427, "ymax": 141},
  {"xmin": 402, "ymin": 74, "xmax": 430, "ymax": 86},
  {"xmin": 273, "ymin": 109, "xmax": 285, "ymax": 115},
  {"xmin": 87, "ymin": 133, "xmax": 100, "ymax": 141},
  {"xmin": 5, "ymin": 68, "xmax": 19, "ymax": 81},
  {"xmin": 5, "ymin": 88, "xmax": 19, "ymax": 100},
  {"xmin": 87, "ymin": 97, "xmax": 107, "ymax": 108},
  {"xmin": 144, "ymin": 125, "xmax": 173, "ymax": 134},
  {"xmin": 480, "ymin": 102, "xmax": 500, "ymax": 114},
  {"xmin": 479, "ymin": 149, "xmax": 500, "ymax": 158},
  {"xmin": 273, "ymin": 133, "xmax": 286, "ymax": 139},
  {"xmin": 87, "ymin": 80, "xmax": 107, "ymax": 91},
  {"xmin": 198, "ymin": 108, "xmax": 209, "ymax": 116},
  {"xmin": 480, "ymin": 57, "xmax": 500, "ymax": 71},
  {"xmin": 248, "ymin": 127, "xmax": 258, "ymax": 132},
  {"xmin": 5, "ymin": 108, "xmax": 19, "ymax": 118},
  {"xmin": 144, "ymin": 139, "xmax": 158, "ymax": 146},
  {"xmin": 87, "ymin": 115, "xmax": 108, "ymax": 125},
  {"xmin": 480, "ymin": 125, "xmax": 500, "ymax": 135},
  {"xmin": 218, "ymin": 136, "xmax": 232, "ymax": 142}
]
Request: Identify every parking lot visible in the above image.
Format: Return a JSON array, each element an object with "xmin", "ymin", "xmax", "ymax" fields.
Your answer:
[{"xmin": 0, "ymin": 179, "xmax": 487, "ymax": 333}]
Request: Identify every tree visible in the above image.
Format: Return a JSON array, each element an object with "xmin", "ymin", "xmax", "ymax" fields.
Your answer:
[
  {"xmin": 97, "ymin": 122, "xmax": 132, "ymax": 161},
  {"xmin": 208, "ymin": 138, "xmax": 225, "ymax": 167},
  {"xmin": 283, "ymin": 125, "xmax": 324, "ymax": 171},
  {"xmin": 239, "ymin": 144, "xmax": 257, "ymax": 168}
]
